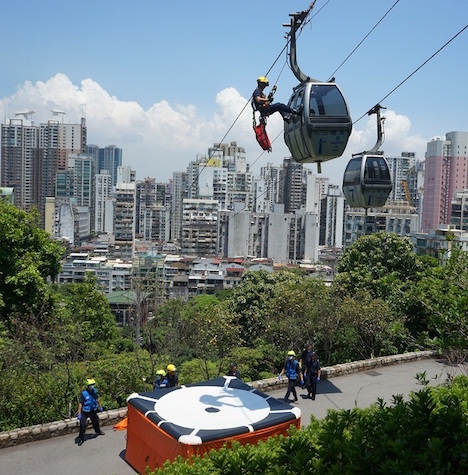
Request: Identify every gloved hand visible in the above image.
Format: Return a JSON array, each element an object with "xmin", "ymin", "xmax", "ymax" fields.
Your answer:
[
  {"xmin": 317, "ymin": 377, "xmax": 320, "ymax": 382},
  {"xmin": 300, "ymin": 379, "xmax": 305, "ymax": 388},
  {"xmin": 77, "ymin": 414, "xmax": 82, "ymax": 421},
  {"xmin": 277, "ymin": 374, "xmax": 282, "ymax": 381},
  {"xmin": 99, "ymin": 406, "xmax": 103, "ymax": 412}
]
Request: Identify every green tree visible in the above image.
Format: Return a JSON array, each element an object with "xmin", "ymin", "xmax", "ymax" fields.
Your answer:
[
  {"xmin": 181, "ymin": 295, "xmax": 241, "ymax": 379},
  {"xmin": 145, "ymin": 298, "xmax": 190, "ymax": 361},
  {"xmin": 335, "ymin": 291, "xmax": 407, "ymax": 360},
  {"xmin": 266, "ymin": 278, "xmax": 328, "ymax": 351},
  {"xmin": 409, "ymin": 250, "xmax": 468, "ymax": 354},
  {"xmin": 55, "ymin": 275, "xmax": 119, "ymax": 345},
  {"xmin": 226, "ymin": 270, "xmax": 310, "ymax": 347},
  {"xmin": 0, "ymin": 202, "xmax": 64, "ymax": 321},
  {"xmin": 334, "ymin": 232, "xmax": 421, "ymax": 301}
]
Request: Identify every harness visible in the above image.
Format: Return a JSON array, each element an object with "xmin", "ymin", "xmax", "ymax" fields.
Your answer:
[{"xmin": 251, "ymin": 86, "xmax": 276, "ymax": 153}]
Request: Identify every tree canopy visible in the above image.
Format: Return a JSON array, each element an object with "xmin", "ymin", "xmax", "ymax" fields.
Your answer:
[
  {"xmin": 334, "ymin": 232, "xmax": 422, "ymax": 301},
  {"xmin": 0, "ymin": 202, "xmax": 64, "ymax": 321}
]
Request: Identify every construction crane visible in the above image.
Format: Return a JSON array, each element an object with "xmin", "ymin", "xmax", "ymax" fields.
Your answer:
[{"xmin": 402, "ymin": 180, "xmax": 412, "ymax": 206}]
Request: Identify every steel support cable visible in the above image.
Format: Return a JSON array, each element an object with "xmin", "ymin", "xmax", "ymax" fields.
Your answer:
[
  {"xmin": 327, "ymin": 0, "xmax": 401, "ymax": 82},
  {"xmin": 225, "ymin": 8, "xmax": 468, "ymax": 227},
  {"xmin": 353, "ymin": 22, "xmax": 468, "ymax": 125}
]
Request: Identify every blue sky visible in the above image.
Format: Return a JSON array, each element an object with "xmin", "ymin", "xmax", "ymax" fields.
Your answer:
[{"xmin": 1, "ymin": 0, "xmax": 467, "ymax": 185}]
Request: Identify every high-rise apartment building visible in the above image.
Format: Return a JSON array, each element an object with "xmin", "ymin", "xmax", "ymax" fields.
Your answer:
[
  {"xmin": 280, "ymin": 158, "xmax": 305, "ymax": 213},
  {"xmin": 114, "ymin": 166, "xmax": 136, "ymax": 258},
  {"xmin": 386, "ymin": 152, "xmax": 417, "ymax": 203},
  {"xmin": 217, "ymin": 206, "xmax": 319, "ymax": 263},
  {"xmin": 1, "ymin": 113, "xmax": 39, "ymax": 211},
  {"xmin": 257, "ymin": 163, "xmax": 282, "ymax": 212},
  {"xmin": 170, "ymin": 171, "xmax": 187, "ymax": 245},
  {"xmin": 92, "ymin": 144, "xmax": 122, "ymax": 186},
  {"xmin": 55, "ymin": 154, "xmax": 95, "ymax": 232},
  {"xmin": 450, "ymin": 190, "xmax": 468, "ymax": 231},
  {"xmin": 181, "ymin": 199, "xmax": 218, "ymax": 256},
  {"xmin": 95, "ymin": 171, "xmax": 113, "ymax": 234},
  {"xmin": 135, "ymin": 178, "xmax": 170, "ymax": 243},
  {"xmin": 1, "ymin": 112, "xmax": 86, "ymax": 218},
  {"xmin": 421, "ymin": 132, "xmax": 468, "ymax": 232},
  {"xmin": 321, "ymin": 184, "xmax": 345, "ymax": 248}
]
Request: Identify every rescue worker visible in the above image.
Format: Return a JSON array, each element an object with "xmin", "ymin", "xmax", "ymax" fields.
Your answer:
[
  {"xmin": 279, "ymin": 350, "xmax": 303, "ymax": 403},
  {"xmin": 226, "ymin": 362, "xmax": 241, "ymax": 379},
  {"xmin": 300, "ymin": 341, "xmax": 313, "ymax": 370},
  {"xmin": 303, "ymin": 351, "xmax": 321, "ymax": 400},
  {"xmin": 77, "ymin": 378, "xmax": 104, "ymax": 446},
  {"xmin": 252, "ymin": 76, "xmax": 299, "ymax": 123},
  {"xmin": 166, "ymin": 364, "xmax": 179, "ymax": 388},
  {"xmin": 154, "ymin": 369, "xmax": 168, "ymax": 390}
]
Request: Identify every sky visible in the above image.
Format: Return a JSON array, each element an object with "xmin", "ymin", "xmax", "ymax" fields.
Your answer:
[{"xmin": 1, "ymin": 0, "xmax": 467, "ymax": 186}]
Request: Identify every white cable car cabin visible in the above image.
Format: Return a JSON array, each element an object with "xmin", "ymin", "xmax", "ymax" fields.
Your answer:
[
  {"xmin": 283, "ymin": 11, "xmax": 352, "ymax": 172},
  {"xmin": 342, "ymin": 105, "xmax": 392, "ymax": 209}
]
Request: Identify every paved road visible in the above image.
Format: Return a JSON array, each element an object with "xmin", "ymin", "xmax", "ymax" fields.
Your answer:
[{"xmin": 0, "ymin": 357, "xmax": 463, "ymax": 475}]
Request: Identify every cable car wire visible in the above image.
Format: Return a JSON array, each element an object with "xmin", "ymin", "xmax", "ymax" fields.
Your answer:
[
  {"xmin": 166, "ymin": 2, "xmax": 322, "ymax": 241},
  {"xmin": 327, "ymin": 0, "xmax": 401, "ymax": 82},
  {"xmin": 353, "ymin": 22, "xmax": 468, "ymax": 125},
  {"xmin": 168, "ymin": 2, "xmax": 467, "ymax": 245}
]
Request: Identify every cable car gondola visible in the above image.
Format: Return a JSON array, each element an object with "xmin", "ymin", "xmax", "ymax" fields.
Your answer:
[
  {"xmin": 342, "ymin": 105, "xmax": 392, "ymax": 209},
  {"xmin": 283, "ymin": 11, "xmax": 353, "ymax": 172}
]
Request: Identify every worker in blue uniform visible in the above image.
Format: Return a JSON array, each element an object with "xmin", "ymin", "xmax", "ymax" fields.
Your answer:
[
  {"xmin": 77, "ymin": 378, "xmax": 104, "ymax": 446},
  {"xmin": 279, "ymin": 350, "xmax": 303, "ymax": 403}
]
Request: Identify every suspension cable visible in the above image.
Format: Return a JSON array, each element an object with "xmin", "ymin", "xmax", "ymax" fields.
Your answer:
[
  {"xmin": 327, "ymin": 0, "xmax": 401, "ymax": 82},
  {"xmin": 353, "ymin": 22, "xmax": 468, "ymax": 125},
  {"xmin": 167, "ymin": 2, "xmax": 322, "ymax": 239}
]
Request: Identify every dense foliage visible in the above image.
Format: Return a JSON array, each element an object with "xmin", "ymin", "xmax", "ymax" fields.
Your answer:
[
  {"xmin": 150, "ymin": 375, "xmax": 468, "ymax": 474},
  {"xmin": 0, "ymin": 202, "xmax": 64, "ymax": 321},
  {"xmin": 1, "ymin": 201, "xmax": 467, "ymax": 440}
]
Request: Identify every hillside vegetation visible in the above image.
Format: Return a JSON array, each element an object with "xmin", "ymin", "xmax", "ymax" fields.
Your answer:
[{"xmin": 0, "ymin": 201, "xmax": 467, "ymax": 432}]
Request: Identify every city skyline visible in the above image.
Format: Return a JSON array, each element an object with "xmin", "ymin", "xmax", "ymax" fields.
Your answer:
[{"xmin": 0, "ymin": 1, "xmax": 467, "ymax": 186}]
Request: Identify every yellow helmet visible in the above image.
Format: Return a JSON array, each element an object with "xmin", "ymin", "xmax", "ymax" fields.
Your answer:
[
  {"xmin": 257, "ymin": 76, "xmax": 269, "ymax": 86},
  {"xmin": 167, "ymin": 364, "xmax": 176, "ymax": 372},
  {"xmin": 156, "ymin": 369, "xmax": 166, "ymax": 377},
  {"xmin": 86, "ymin": 378, "xmax": 96, "ymax": 386},
  {"xmin": 287, "ymin": 350, "xmax": 296, "ymax": 357}
]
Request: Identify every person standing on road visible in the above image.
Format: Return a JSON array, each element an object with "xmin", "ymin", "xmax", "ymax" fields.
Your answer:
[
  {"xmin": 300, "ymin": 341, "xmax": 313, "ymax": 370},
  {"xmin": 154, "ymin": 369, "xmax": 168, "ymax": 390},
  {"xmin": 226, "ymin": 362, "xmax": 241, "ymax": 379},
  {"xmin": 279, "ymin": 350, "xmax": 303, "ymax": 403},
  {"xmin": 304, "ymin": 351, "xmax": 321, "ymax": 400},
  {"xmin": 166, "ymin": 364, "xmax": 180, "ymax": 388},
  {"xmin": 77, "ymin": 378, "xmax": 105, "ymax": 446}
]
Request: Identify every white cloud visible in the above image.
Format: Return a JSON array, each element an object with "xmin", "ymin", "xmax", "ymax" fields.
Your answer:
[
  {"xmin": 347, "ymin": 109, "xmax": 427, "ymax": 159},
  {"xmin": 0, "ymin": 74, "xmax": 430, "ymax": 184}
]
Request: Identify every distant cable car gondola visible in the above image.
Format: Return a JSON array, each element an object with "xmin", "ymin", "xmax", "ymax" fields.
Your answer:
[
  {"xmin": 283, "ymin": 11, "xmax": 353, "ymax": 173},
  {"xmin": 342, "ymin": 105, "xmax": 392, "ymax": 209}
]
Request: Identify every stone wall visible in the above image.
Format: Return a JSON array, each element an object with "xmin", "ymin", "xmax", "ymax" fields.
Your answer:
[
  {"xmin": 0, "ymin": 350, "xmax": 437, "ymax": 449},
  {"xmin": 251, "ymin": 350, "xmax": 438, "ymax": 391},
  {"xmin": 0, "ymin": 408, "xmax": 127, "ymax": 449}
]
